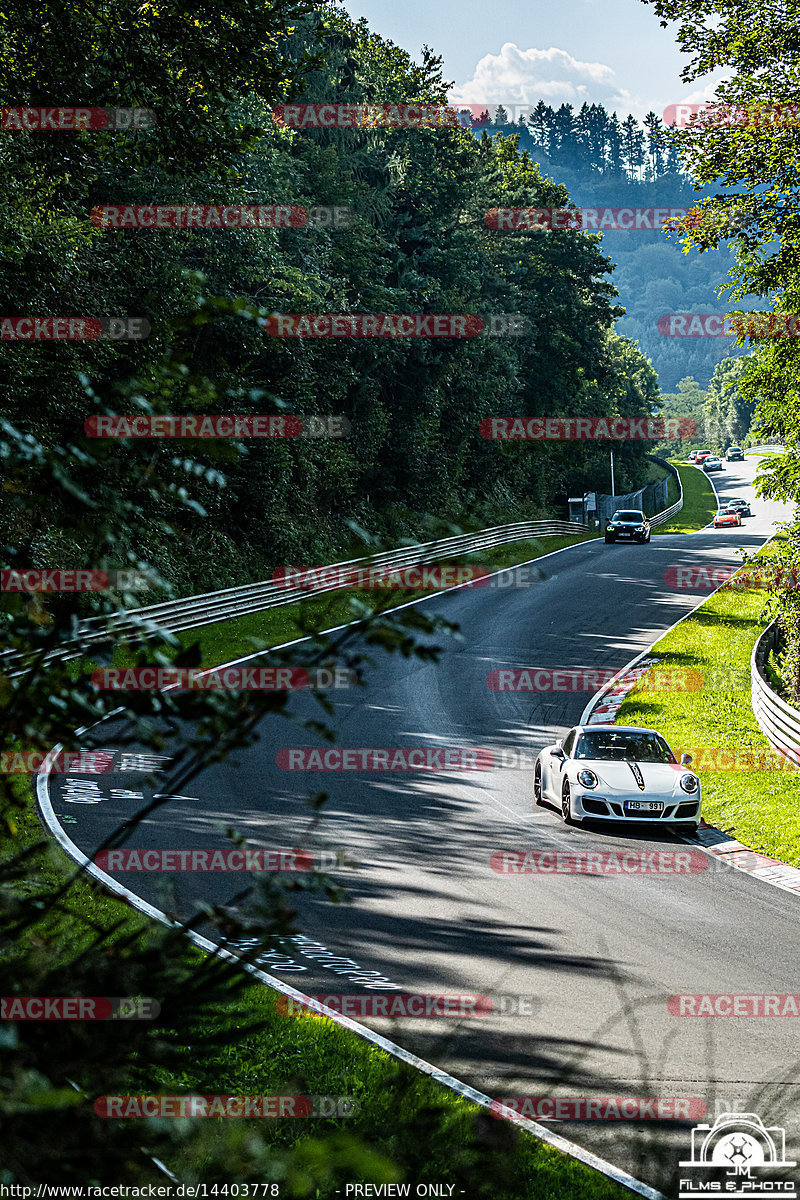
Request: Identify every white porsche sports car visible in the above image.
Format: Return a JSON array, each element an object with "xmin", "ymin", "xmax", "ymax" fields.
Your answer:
[{"xmin": 534, "ymin": 724, "xmax": 701, "ymax": 829}]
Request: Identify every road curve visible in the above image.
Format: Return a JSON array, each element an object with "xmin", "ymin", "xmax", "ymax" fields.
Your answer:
[{"xmin": 43, "ymin": 458, "xmax": 800, "ymax": 1193}]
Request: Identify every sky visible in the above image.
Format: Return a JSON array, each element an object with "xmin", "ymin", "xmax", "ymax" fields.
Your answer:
[{"xmin": 340, "ymin": 0, "xmax": 724, "ymax": 121}]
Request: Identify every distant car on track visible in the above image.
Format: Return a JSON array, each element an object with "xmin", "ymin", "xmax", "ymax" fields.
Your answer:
[
  {"xmin": 726, "ymin": 445, "xmax": 744, "ymax": 461},
  {"xmin": 703, "ymin": 456, "xmax": 724, "ymax": 471},
  {"xmin": 604, "ymin": 509, "xmax": 651, "ymax": 544},
  {"xmin": 714, "ymin": 508, "xmax": 741, "ymax": 528},
  {"xmin": 534, "ymin": 724, "xmax": 701, "ymax": 830},
  {"xmin": 694, "ymin": 450, "xmax": 713, "ymax": 464},
  {"xmin": 725, "ymin": 497, "xmax": 752, "ymax": 517}
]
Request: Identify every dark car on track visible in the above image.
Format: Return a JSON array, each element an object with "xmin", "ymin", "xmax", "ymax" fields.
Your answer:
[
  {"xmin": 604, "ymin": 509, "xmax": 651, "ymax": 544},
  {"xmin": 725, "ymin": 497, "xmax": 752, "ymax": 517},
  {"xmin": 726, "ymin": 445, "xmax": 745, "ymax": 461}
]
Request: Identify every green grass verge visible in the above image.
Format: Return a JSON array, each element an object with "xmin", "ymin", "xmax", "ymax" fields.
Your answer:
[
  {"xmin": 153, "ymin": 983, "xmax": 631, "ymax": 1196},
  {"xmin": 616, "ymin": 535, "xmax": 800, "ymax": 866},
  {"xmin": 653, "ymin": 464, "xmax": 717, "ymax": 535}
]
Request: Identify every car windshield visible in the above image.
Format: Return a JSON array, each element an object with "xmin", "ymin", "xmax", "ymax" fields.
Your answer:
[
  {"xmin": 574, "ymin": 731, "xmax": 676, "ymax": 763},
  {"xmin": 614, "ymin": 511, "xmax": 643, "ymax": 522}
]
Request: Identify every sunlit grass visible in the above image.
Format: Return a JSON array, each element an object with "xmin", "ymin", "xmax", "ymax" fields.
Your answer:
[{"xmin": 617, "ymin": 537, "xmax": 800, "ymax": 864}]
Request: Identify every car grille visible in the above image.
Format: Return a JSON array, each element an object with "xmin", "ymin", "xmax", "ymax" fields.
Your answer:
[{"xmin": 675, "ymin": 801, "xmax": 699, "ymax": 818}]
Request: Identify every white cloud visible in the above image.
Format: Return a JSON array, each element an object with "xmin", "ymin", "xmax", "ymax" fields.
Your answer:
[
  {"xmin": 677, "ymin": 75, "xmax": 734, "ymax": 106},
  {"xmin": 451, "ymin": 44, "xmax": 639, "ymax": 115}
]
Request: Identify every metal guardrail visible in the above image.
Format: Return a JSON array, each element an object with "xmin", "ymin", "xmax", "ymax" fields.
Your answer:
[
  {"xmin": 4, "ymin": 479, "xmax": 687, "ymax": 673},
  {"xmin": 747, "ymin": 443, "xmax": 785, "ymax": 453},
  {"xmin": 3, "ymin": 519, "xmax": 591, "ymax": 671},
  {"xmin": 646, "ymin": 456, "xmax": 683, "ymax": 528},
  {"xmin": 81, "ymin": 520, "xmax": 592, "ymax": 638},
  {"xmin": 751, "ymin": 620, "xmax": 800, "ymax": 760}
]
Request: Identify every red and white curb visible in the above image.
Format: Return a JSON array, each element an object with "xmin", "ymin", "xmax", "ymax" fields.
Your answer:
[
  {"xmin": 693, "ymin": 824, "xmax": 800, "ymax": 896},
  {"xmin": 583, "ymin": 658, "xmax": 660, "ymax": 724}
]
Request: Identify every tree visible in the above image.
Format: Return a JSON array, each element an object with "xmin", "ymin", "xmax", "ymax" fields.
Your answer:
[
  {"xmin": 641, "ymin": 0, "xmax": 800, "ymax": 685},
  {"xmin": 704, "ymin": 356, "xmax": 756, "ymax": 449},
  {"xmin": 643, "ymin": 111, "xmax": 665, "ymax": 180},
  {"xmin": 621, "ymin": 114, "xmax": 646, "ymax": 180}
]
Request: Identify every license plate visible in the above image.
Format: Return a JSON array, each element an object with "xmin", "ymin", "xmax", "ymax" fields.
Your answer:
[
  {"xmin": 625, "ymin": 800, "xmax": 662, "ymax": 812},
  {"xmin": 618, "ymin": 532, "xmax": 631, "ymax": 537}
]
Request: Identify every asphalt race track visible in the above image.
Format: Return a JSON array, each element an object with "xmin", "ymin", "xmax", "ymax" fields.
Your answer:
[{"xmin": 43, "ymin": 457, "xmax": 800, "ymax": 1194}]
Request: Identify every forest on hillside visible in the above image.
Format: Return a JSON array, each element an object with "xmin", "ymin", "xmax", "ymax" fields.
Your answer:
[
  {"xmin": 469, "ymin": 101, "xmax": 756, "ymax": 390},
  {"xmin": 0, "ymin": 7, "xmax": 666, "ymax": 603}
]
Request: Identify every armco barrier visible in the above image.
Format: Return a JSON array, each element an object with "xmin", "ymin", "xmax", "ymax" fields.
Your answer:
[
  {"xmin": 3, "ymin": 483, "xmax": 684, "ymax": 674},
  {"xmin": 3, "ymin": 520, "xmax": 588, "ymax": 672},
  {"xmin": 751, "ymin": 620, "xmax": 800, "ymax": 761},
  {"xmin": 647, "ymin": 455, "xmax": 683, "ymax": 528}
]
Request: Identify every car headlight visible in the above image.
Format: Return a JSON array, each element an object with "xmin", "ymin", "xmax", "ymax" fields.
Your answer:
[
  {"xmin": 577, "ymin": 768, "xmax": 598, "ymax": 789},
  {"xmin": 679, "ymin": 774, "xmax": 699, "ymax": 794}
]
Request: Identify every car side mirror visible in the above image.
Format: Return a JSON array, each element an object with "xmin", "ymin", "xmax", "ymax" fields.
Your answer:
[
  {"xmin": 550, "ymin": 744, "xmax": 565, "ymax": 758},
  {"xmin": 680, "ymin": 753, "xmax": 693, "ymax": 767}
]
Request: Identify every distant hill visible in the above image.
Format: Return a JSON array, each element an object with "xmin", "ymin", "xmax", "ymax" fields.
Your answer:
[{"xmin": 467, "ymin": 103, "xmax": 755, "ymax": 390}]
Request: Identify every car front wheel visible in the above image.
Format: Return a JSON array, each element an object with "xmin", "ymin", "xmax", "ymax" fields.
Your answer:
[
  {"xmin": 561, "ymin": 779, "xmax": 575, "ymax": 824},
  {"xmin": 534, "ymin": 761, "xmax": 545, "ymax": 806}
]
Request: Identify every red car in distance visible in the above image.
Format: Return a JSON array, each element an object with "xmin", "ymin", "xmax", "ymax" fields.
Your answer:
[{"xmin": 713, "ymin": 508, "xmax": 741, "ymax": 528}]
